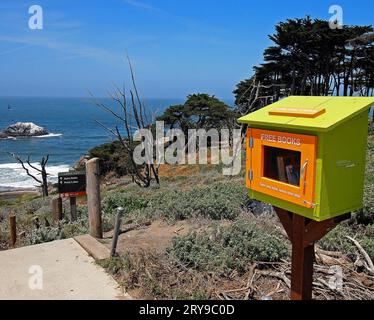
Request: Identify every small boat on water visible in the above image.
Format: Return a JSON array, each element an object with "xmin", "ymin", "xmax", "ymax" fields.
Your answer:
[{"xmin": 7, "ymin": 104, "xmax": 13, "ymax": 110}]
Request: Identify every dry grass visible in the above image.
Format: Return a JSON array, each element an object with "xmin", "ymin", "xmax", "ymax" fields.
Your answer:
[{"xmin": 102, "ymin": 245, "xmax": 374, "ymax": 300}]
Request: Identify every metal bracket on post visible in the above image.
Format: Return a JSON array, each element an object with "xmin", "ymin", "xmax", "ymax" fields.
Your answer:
[
  {"xmin": 248, "ymin": 170, "xmax": 253, "ymax": 181},
  {"xmin": 249, "ymin": 136, "xmax": 254, "ymax": 148},
  {"xmin": 110, "ymin": 207, "xmax": 124, "ymax": 257}
]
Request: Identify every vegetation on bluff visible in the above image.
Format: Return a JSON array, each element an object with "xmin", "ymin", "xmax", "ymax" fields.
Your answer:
[{"xmin": 158, "ymin": 93, "xmax": 237, "ymax": 134}]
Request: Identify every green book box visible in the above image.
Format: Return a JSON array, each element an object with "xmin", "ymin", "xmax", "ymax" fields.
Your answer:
[{"xmin": 238, "ymin": 96, "xmax": 374, "ymax": 221}]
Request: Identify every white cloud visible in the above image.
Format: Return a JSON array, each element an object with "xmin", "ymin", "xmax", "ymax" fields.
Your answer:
[
  {"xmin": 122, "ymin": 0, "xmax": 163, "ymax": 12},
  {"xmin": 0, "ymin": 34, "xmax": 122, "ymax": 62}
]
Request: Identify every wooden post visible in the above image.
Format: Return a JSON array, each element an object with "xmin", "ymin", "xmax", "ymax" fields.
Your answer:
[
  {"xmin": 290, "ymin": 214, "xmax": 314, "ymax": 300},
  {"xmin": 86, "ymin": 158, "xmax": 102, "ymax": 239},
  {"xmin": 9, "ymin": 214, "xmax": 16, "ymax": 248},
  {"xmin": 110, "ymin": 207, "xmax": 124, "ymax": 257},
  {"xmin": 274, "ymin": 207, "xmax": 350, "ymax": 300},
  {"xmin": 70, "ymin": 197, "xmax": 77, "ymax": 222},
  {"xmin": 52, "ymin": 197, "xmax": 63, "ymax": 222}
]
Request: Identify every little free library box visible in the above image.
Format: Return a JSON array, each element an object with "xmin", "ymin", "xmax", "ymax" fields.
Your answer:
[{"xmin": 239, "ymin": 96, "xmax": 374, "ymax": 222}]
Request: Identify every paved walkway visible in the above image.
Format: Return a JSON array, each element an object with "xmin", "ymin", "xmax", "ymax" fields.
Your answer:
[{"xmin": 0, "ymin": 239, "xmax": 126, "ymax": 300}]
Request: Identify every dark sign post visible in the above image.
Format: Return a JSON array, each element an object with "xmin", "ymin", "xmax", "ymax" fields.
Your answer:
[{"xmin": 58, "ymin": 172, "xmax": 86, "ymax": 222}]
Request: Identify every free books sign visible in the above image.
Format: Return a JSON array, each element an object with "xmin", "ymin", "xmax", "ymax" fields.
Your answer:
[
  {"xmin": 247, "ymin": 128, "xmax": 317, "ymax": 209},
  {"xmin": 260, "ymin": 133, "xmax": 301, "ymax": 146},
  {"xmin": 58, "ymin": 172, "xmax": 86, "ymax": 198}
]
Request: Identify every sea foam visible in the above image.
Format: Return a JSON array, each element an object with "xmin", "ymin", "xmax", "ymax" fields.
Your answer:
[
  {"xmin": 0, "ymin": 162, "xmax": 70, "ymax": 190},
  {"xmin": 34, "ymin": 133, "xmax": 63, "ymax": 138},
  {"xmin": 0, "ymin": 133, "xmax": 63, "ymax": 140}
]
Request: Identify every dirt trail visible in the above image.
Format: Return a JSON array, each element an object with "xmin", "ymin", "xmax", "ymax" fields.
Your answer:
[{"xmin": 103, "ymin": 220, "xmax": 191, "ymax": 254}]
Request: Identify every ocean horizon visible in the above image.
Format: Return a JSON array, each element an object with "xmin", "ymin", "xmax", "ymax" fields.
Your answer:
[{"xmin": 0, "ymin": 96, "xmax": 193, "ymax": 191}]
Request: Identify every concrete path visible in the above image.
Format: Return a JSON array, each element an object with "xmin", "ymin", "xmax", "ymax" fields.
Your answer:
[{"xmin": 0, "ymin": 239, "xmax": 126, "ymax": 300}]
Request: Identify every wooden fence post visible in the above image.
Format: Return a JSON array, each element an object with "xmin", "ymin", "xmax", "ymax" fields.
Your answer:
[
  {"xmin": 9, "ymin": 214, "xmax": 16, "ymax": 248},
  {"xmin": 86, "ymin": 158, "xmax": 102, "ymax": 239},
  {"xmin": 70, "ymin": 197, "xmax": 77, "ymax": 222},
  {"xmin": 52, "ymin": 197, "xmax": 63, "ymax": 222}
]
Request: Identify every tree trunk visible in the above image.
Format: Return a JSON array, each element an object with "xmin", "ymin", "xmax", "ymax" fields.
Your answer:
[{"xmin": 41, "ymin": 169, "xmax": 48, "ymax": 197}]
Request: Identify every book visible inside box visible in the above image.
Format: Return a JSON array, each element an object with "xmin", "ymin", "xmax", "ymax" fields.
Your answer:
[{"xmin": 263, "ymin": 146, "xmax": 301, "ymax": 186}]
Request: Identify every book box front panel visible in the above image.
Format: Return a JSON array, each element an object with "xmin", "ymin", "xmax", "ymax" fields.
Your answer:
[{"xmin": 248, "ymin": 129, "xmax": 317, "ymax": 208}]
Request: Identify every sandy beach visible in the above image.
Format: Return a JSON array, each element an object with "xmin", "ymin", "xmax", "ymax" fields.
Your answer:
[{"xmin": 0, "ymin": 188, "xmax": 39, "ymax": 202}]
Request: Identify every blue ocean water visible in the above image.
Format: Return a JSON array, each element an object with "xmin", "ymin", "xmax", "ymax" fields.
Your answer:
[{"xmin": 0, "ymin": 97, "xmax": 184, "ymax": 190}]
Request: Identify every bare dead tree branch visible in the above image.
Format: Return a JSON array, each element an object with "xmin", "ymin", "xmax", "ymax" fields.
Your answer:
[
  {"xmin": 9, "ymin": 153, "xmax": 50, "ymax": 197},
  {"xmin": 127, "ymin": 54, "xmax": 146, "ymax": 127},
  {"xmin": 92, "ymin": 57, "xmax": 160, "ymax": 187},
  {"xmin": 346, "ymin": 236, "xmax": 374, "ymax": 275},
  {"xmin": 9, "ymin": 153, "xmax": 42, "ymax": 184}
]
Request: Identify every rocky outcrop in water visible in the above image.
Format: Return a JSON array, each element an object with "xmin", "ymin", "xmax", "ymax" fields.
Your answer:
[{"xmin": 1, "ymin": 122, "xmax": 48, "ymax": 137}]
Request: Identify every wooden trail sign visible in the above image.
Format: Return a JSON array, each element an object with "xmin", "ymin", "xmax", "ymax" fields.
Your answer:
[
  {"xmin": 58, "ymin": 171, "xmax": 86, "ymax": 198},
  {"xmin": 58, "ymin": 171, "xmax": 86, "ymax": 222}
]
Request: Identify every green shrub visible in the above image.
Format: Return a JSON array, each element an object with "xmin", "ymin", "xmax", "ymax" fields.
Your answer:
[
  {"xmin": 365, "ymin": 224, "xmax": 374, "ymax": 237},
  {"xmin": 102, "ymin": 193, "xmax": 148, "ymax": 216},
  {"xmin": 360, "ymin": 237, "xmax": 374, "ymax": 261},
  {"xmin": 356, "ymin": 130, "xmax": 374, "ymax": 225},
  {"xmin": 0, "ymin": 196, "xmax": 51, "ymax": 218},
  {"xmin": 369, "ymin": 123, "xmax": 374, "ymax": 135},
  {"xmin": 319, "ymin": 224, "xmax": 374, "ymax": 261},
  {"xmin": 319, "ymin": 225, "xmax": 356, "ymax": 257},
  {"xmin": 61, "ymin": 221, "xmax": 89, "ymax": 238},
  {"xmin": 168, "ymin": 219, "xmax": 289, "ymax": 274},
  {"xmin": 100, "ymin": 253, "xmax": 133, "ymax": 275},
  {"xmin": 61, "ymin": 207, "xmax": 89, "ymax": 237},
  {"xmin": 25, "ymin": 226, "xmax": 64, "ymax": 245},
  {"xmin": 354, "ymin": 183, "xmax": 374, "ymax": 225},
  {"xmin": 101, "ymin": 181, "xmax": 248, "ymax": 222},
  {"xmin": 83, "ymin": 140, "xmax": 135, "ymax": 177},
  {"xmin": 147, "ymin": 183, "xmax": 247, "ymax": 221}
]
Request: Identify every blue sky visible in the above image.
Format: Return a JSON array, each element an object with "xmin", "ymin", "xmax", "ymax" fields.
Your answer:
[{"xmin": 0, "ymin": 0, "xmax": 373, "ymax": 99}]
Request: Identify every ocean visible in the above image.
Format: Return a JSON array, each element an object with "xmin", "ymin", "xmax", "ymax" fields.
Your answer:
[{"xmin": 0, "ymin": 97, "xmax": 184, "ymax": 191}]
